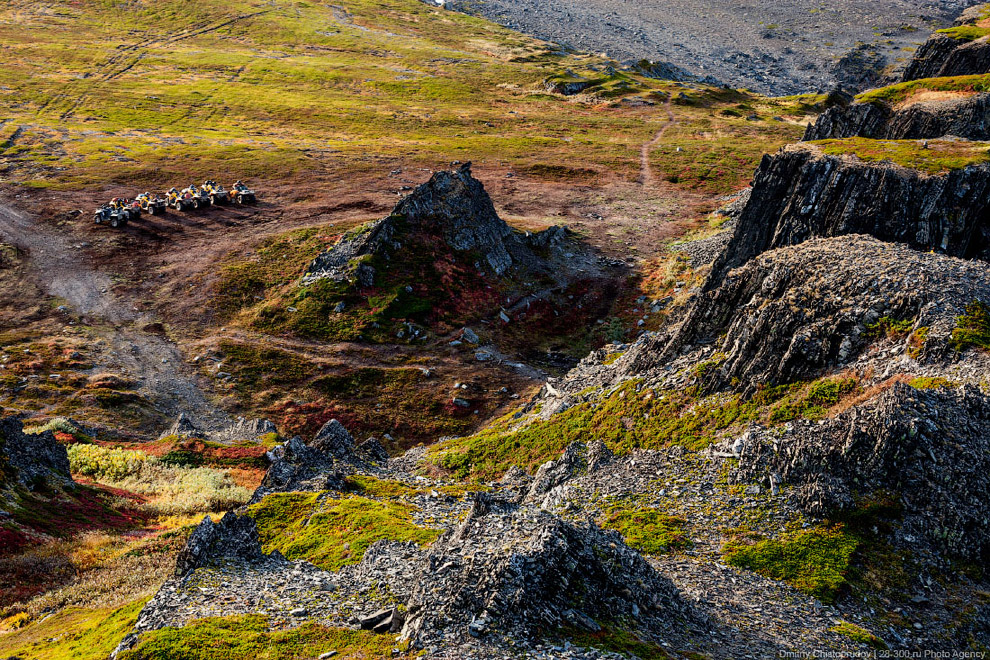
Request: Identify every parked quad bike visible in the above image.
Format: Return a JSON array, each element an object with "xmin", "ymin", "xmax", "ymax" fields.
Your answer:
[
  {"xmin": 93, "ymin": 199, "xmax": 136, "ymax": 228},
  {"xmin": 230, "ymin": 181, "xmax": 256, "ymax": 204},
  {"xmin": 203, "ymin": 180, "xmax": 230, "ymax": 205},
  {"xmin": 136, "ymin": 192, "xmax": 168, "ymax": 216},
  {"xmin": 182, "ymin": 185, "xmax": 213, "ymax": 210},
  {"xmin": 167, "ymin": 187, "xmax": 197, "ymax": 211}
]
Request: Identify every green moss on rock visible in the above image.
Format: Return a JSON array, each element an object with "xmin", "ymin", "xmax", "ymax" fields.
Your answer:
[{"xmin": 248, "ymin": 492, "xmax": 439, "ymax": 571}]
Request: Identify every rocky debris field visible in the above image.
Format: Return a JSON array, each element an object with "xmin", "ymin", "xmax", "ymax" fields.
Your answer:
[{"xmin": 436, "ymin": 0, "xmax": 977, "ymax": 95}]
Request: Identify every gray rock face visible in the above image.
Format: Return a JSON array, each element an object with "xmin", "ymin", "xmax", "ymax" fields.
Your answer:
[
  {"xmin": 311, "ymin": 419, "xmax": 355, "ymax": 458},
  {"xmin": 658, "ymin": 235, "xmax": 990, "ymax": 391},
  {"xmin": 525, "ymin": 441, "xmax": 587, "ymax": 504},
  {"xmin": 737, "ymin": 383, "xmax": 990, "ymax": 564},
  {"xmin": 253, "ymin": 436, "xmax": 343, "ymax": 502},
  {"xmin": 303, "ymin": 163, "xmax": 597, "ymax": 287},
  {"xmin": 902, "ymin": 5, "xmax": 990, "ymax": 80},
  {"xmin": 0, "ymin": 417, "xmax": 72, "ymax": 490},
  {"xmin": 804, "ymin": 94, "xmax": 990, "ymax": 141},
  {"xmin": 399, "ymin": 494, "xmax": 689, "ymax": 649},
  {"xmin": 173, "ymin": 512, "xmax": 271, "ymax": 578},
  {"xmin": 903, "ymin": 34, "xmax": 990, "ymax": 81},
  {"xmin": 707, "ymin": 144, "xmax": 990, "ymax": 288},
  {"xmin": 159, "ymin": 412, "xmax": 202, "ymax": 440},
  {"xmin": 391, "ymin": 163, "xmax": 514, "ymax": 275}
]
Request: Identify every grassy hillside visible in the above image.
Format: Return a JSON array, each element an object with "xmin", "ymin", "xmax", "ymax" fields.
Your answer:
[{"xmin": 0, "ymin": 0, "xmax": 810, "ymax": 190}]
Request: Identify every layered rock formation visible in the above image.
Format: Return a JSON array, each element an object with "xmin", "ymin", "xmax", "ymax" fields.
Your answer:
[
  {"xmin": 804, "ymin": 93, "xmax": 990, "ymax": 141},
  {"xmin": 903, "ymin": 5, "xmax": 990, "ymax": 81},
  {"xmin": 706, "ymin": 144, "xmax": 990, "ymax": 286},
  {"xmin": 736, "ymin": 383, "xmax": 990, "ymax": 564}
]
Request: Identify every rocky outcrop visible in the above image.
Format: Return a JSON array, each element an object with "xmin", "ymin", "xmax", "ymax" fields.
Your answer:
[
  {"xmin": 173, "ymin": 512, "xmax": 272, "ymax": 578},
  {"xmin": 902, "ymin": 34, "xmax": 990, "ymax": 80},
  {"xmin": 0, "ymin": 417, "xmax": 72, "ymax": 490},
  {"xmin": 804, "ymin": 93, "xmax": 990, "ymax": 141},
  {"xmin": 310, "ymin": 419, "xmax": 355, "ymax": 458},
  {"xmin": 159, "ymin": 413, "xmax": 277, "ymax": 444},
  {"xmin": 736, "ymin": 383, "xmax": 990, "ymax": 564},
  {"xmin": 656, "ymin": 235, "xmax": 990, "ymax": 391},
  {"xmin": 903, "ymin": 5, "xmax": 990, "ymax": 81},
  {"xmin": 399, "ymin": 494, "xmax": 690, "ymax": 649},
  {"xmin": 303, "ymin": 163, "xmax": 600, "ymax": 286},
  {"xmin": 707, "ymin": 144, "xmax": 990, "ymax": 286},
  {"xmin": 252, "ymin": 436, "xmax": 344, "ymax": 502}
]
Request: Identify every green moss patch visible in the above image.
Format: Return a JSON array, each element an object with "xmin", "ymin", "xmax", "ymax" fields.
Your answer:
[
  {"xmin": 248, "ymin": 492, "xmax": 439, "ymax": 571},
  {"xmin": 722, "ymin": 525, "xmax": 860, "ymax": 603},
  {"xmin": 811, "ymin": 138, "xmax": 990, "ymax": 175},
  {"xmin": 565, "ymin": 626, "xmax": 671, "ymax": 660},
  {"xmin": 600, "ymin": 506, "xmax": 692, "ymax": 555},
  {"xmin": 950, "ymin": 300, "xmax": 990, "ymax": 352},
  {"xmin": 830, "ymin": 621, "xmax": 887, "ymax": 649},
  {"xmin": 116, "ymin": 614, "xmax": 405, "ymax": 660},
  {"xmin": 0, "ymin": 598, "xmax": 147, "ymax": 660},
  {"xmin": 908, "ymin": 376, "xmax": 957, "ymax": 390},
  {"xmin": 430, "ymin": 375, "xmax": 861, "ymax": 480}
]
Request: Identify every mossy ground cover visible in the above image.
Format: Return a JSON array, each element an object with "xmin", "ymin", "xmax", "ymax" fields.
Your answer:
[
  {"xmin": 0, "ymin": 0, "xmax": 812, "ymax": 193},
  {"xmin": 0, "ymin": 597, "xmax": 148, "ymax": 660},
  {"xmin": 600, "ymin": 505, "xmax": 692, "ymax": 555},
  {"xmin": 213, "ymin": 339, "xmax": 480, "ymax": 443},
  {"xmin": 856, "ymin": 74, "xmax": 990, "ymax": 105},
  {"xmin": 428, "ymin": 375, "xmax": 861, "ymax": 480},
  {"xmin": 830, "ymin": 621, "xmax": 888, "ymax": 650},
  {"xmin": 114, "ymin": 614, "xmax": 407, "ymax": 660},
  {"xmin": 811, "ymin": 138, "xmax": 990, "ymax": 175},
  {"xmin": 950, "ymin": 300, "xmax": 990, "ymax": 352},
  {"xmin": 721, "ymin": 525, "xmax": 860, "ymax": 603},
  {"xmin": 564, "ymin": 626, "xmax": 671, "ymax": 660},
  {"xmin": 248, "ymin": 492, "xmax": 440, "ymax": 571}
]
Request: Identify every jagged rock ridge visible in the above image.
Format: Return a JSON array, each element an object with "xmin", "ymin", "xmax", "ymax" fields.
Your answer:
[
  {"xmin": 903, "ymin": 5, "xmax": 990, "ymax": 81},
  {"xmin": 0, "ymin": 416, "xmax": 73, "ymax": 491},
  {"xmin": 705, "ymin": 143, "xmax": 990, "ymax": 288}
]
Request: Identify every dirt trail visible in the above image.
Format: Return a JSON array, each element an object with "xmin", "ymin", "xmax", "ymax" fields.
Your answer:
[
  {"xmin": 639, "ymin": 100, "xmax": 676, "ymax": 188},
  {"xmin": 0, "ymin": 200, "xmax": 232, "ymax": 432}
]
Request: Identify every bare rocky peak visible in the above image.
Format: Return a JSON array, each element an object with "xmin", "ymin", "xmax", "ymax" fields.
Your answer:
[{"xmin": 304, "ymin": 163, "xmax": 593, "ymax": 287}]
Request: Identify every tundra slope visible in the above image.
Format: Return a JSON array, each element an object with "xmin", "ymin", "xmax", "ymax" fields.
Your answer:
[{"xmin": 437, "ymin": 0, "xmax": 976, "ymax": 95}]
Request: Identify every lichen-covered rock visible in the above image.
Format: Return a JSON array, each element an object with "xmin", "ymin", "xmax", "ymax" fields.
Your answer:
[
  {"xmin": 0, "ymin": 416, "xmax": 72, "ymax": 490},
  {"xmin": 736, "ymin": 383, "xmax": 990, "ymax": 564},
  {"xmin": 804, "ymin": 94, "xmax": 990, "ymax": 141}
]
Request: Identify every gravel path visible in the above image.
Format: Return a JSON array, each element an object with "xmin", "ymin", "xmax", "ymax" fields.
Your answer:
[
  {"xmin": 439, "ymin": 0, "xmax": 980, "ymax": 95},
  {"xmin": 0, "ymin": 198, "xmax": 231, "ymax": 432}
]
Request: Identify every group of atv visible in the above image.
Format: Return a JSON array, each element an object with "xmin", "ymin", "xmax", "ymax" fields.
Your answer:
[{"xmin": 93, "ymin": 180, "xmax": 256, "ymax": 228}]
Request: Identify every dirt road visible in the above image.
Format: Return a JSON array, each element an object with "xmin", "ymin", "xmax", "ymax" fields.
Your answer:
[{"xmin": 0, "ymin": 199, "xmax": 232, "ymax": 431}]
